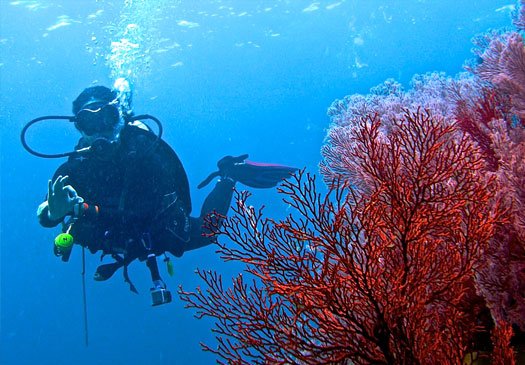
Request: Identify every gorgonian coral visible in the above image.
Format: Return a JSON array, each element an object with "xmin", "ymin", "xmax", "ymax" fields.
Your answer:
[{"xmin": 181, "ymin": 110, "xmax": 498, "ymax": 364}]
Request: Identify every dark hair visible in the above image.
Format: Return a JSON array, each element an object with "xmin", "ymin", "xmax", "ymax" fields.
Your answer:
[{"xmin": 72, "ymin": 86, "xmax": 117, "ymax": 115}]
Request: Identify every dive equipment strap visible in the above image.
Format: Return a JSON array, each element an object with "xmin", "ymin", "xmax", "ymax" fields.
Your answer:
[{"xmin": 112, "ymin": 254, "xmax": 138, "ymax": 294}]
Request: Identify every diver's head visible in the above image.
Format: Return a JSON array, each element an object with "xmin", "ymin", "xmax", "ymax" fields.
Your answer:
[{"xmin": 72, "ymin": 85, "xmax": 124, "ymax": 142}]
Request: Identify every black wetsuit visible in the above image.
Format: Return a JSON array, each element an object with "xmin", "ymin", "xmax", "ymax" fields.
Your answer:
[{"xmin": 38, "ymin": 124, "xmax": 234, "ymax": 262}]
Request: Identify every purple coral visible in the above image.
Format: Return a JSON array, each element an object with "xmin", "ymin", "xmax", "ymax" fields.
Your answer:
[{"xmin": 462, "ymin": 14, "xmax": 525, "ymax": 332}]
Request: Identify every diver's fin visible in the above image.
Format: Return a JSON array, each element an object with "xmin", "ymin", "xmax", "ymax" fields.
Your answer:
[
  {"xmin": 197, "ymin": 171, "xmax": 221, "ymax": 189},
  {"xmin": 94, "ymin": 262, "xmax": 123, "ymax": 281},
  {"xmin": 198, "ymin": 154, "xmax": 298, "ymax": 189}
]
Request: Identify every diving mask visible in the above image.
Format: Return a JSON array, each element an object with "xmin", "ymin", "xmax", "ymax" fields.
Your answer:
[{"xmin": 74, "ymin": 100, "xmax": 120, "ymax": 136}]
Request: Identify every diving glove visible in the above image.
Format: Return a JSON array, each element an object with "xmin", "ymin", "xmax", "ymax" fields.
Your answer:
[{"xmin": 198, "ymin": 154, "xmax": 298, "ymax": 189}]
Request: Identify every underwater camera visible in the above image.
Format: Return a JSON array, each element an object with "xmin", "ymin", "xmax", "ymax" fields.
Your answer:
[{"xmin": 151, "ymin": 287, "xmax": 172, "ymax": 306}]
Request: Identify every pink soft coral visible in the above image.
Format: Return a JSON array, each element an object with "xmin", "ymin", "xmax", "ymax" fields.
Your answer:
[
  {"xmin": 461, "ymin": 20, "xmax": 525, "ymax": 332},
  {"xmin": 474, "ymin": 32, "xmax": 525, "ymax": 120}
]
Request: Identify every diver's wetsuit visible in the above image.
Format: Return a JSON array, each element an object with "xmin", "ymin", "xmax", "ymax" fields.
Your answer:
[{"xmin": 37, "ymin": 124, "xmax": 234, "ymax": 261}]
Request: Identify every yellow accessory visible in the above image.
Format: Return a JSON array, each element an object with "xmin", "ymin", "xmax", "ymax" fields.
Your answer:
[
  {"xmin": 55, "ymin": 233, "xmax": 74, "ymax": 249},
  {"xmin": 165, "ymin": 256, "xmax": 174, "ymax": 277}
]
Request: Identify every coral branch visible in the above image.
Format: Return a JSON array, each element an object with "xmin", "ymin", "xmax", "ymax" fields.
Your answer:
[{"xmin": 181, "ymin": 109, "xmax": 497, "ymax": 364}]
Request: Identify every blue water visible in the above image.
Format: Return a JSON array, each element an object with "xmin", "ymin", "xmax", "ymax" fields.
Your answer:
[{"xmin": 0, "ymin": 1, "xmax": 513, "ymax": 364}]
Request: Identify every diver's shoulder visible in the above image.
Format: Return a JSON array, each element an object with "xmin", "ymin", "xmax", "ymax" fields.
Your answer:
[
  {"xmin": 122, "ymin": 122, "xmax": 155, "ymax": 138},
  {"xmin": 120, "ymin": 123, "xmax": 157, "ymax": 147},
  {"xmin": 121, "ymin": 122, "xmax": 175, "ymax": 155}
]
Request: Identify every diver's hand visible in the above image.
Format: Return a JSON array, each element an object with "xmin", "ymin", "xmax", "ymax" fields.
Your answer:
[{"xmin": 47, "ymin": 175, "xmax": 83, "ymax": 221}]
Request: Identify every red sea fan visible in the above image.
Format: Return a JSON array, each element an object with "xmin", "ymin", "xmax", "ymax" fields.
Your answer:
[
  {"xmin": 453, "ymin": 87, "xmax": 508, "ymax": 171},
  {"xmin": 180, "ymin": 109, "xmax": 497, "ymax": 364},
  {"xmin": 491, "ymin": 321, "xmax": 517, "ymax": 365}
]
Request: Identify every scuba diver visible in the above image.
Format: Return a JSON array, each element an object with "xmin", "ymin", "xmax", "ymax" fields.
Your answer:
[{"xmin": 23, "ymin": 79, "xmax": 297, "ymax": 306}]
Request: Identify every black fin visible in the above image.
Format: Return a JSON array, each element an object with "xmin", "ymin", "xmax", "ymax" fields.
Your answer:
[
  {"xmin": 94, "ymin": 262, "xmax": 123, "ymax": 281},
  {"xmin": 198, "ymin": 154, "xmax": 298, "ymax": 189}
]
